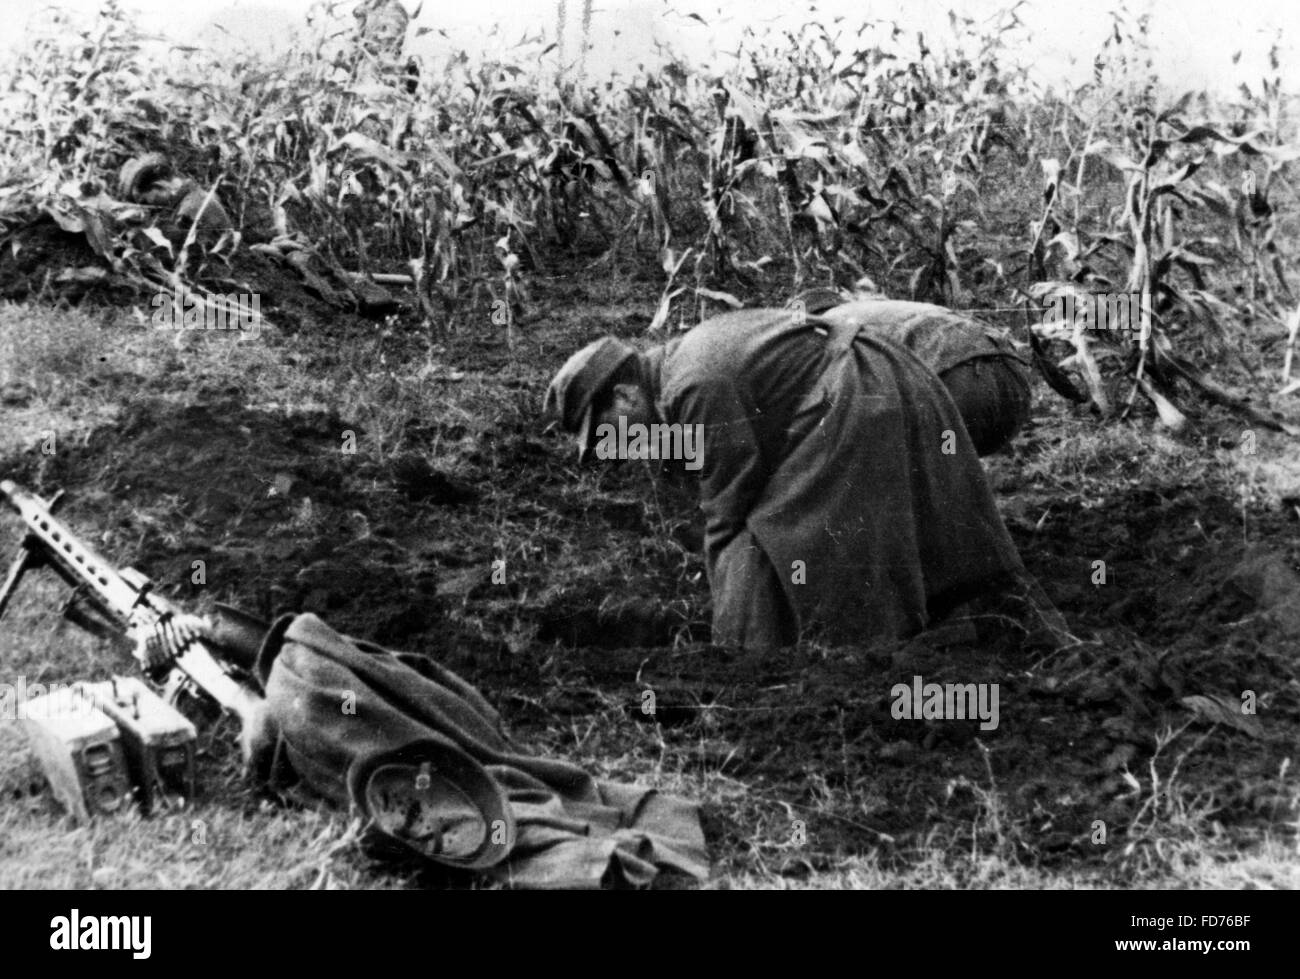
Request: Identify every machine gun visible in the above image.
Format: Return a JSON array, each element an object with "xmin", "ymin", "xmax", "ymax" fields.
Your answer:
[{"xmin": 0, "ymin": 480, "xmax": 268, "ymax": 817}]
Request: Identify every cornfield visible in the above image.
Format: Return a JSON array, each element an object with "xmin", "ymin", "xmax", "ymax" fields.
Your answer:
[{"xmin": 0, "ymin": 0, "xmax": 1296, "ymax": 425}]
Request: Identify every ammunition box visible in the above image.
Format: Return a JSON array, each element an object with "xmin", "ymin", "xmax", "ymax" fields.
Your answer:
[
  {"xmin": 83, "ymin": 677, "xmax": 197, "ymax": 812},
  {"xmin": 20, "ymin": 686, "xmax": 133, "ymax": 823}
]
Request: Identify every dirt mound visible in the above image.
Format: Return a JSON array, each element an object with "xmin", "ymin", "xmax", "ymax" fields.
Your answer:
[
  {"xmin": 0, "ymin": 219, "xmax": 136, "ymax": 304},
  {"xmin": 0, "ymin": 215, "xmax": 404, "ymax": 337},
  {"xmin": 1223, "ymin": 548, "xmax": 1300, "ymax": 640},
  {"xmin": 4, "ymin": 401, "xmax": 463, "ymax": 645}
]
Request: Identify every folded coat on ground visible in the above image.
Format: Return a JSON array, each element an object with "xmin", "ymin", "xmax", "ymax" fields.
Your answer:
[{"xmin": 254, "ymin": 612, "xmax": 709, "ymax": 889}]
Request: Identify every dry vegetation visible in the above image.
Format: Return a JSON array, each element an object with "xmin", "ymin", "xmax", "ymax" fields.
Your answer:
[{"xmin": 1, "ymin": 1, "xmax": 1299, "ymax": 889}]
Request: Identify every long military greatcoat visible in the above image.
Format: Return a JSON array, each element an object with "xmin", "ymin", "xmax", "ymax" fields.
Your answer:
[
  {"xmin": 817, "ymin": 299, "xmax": 1032, "ymax": 456},
  {"xmin": 817, "ymin": 298, "xmax": 1027, "ymax": 375},
  {"xmin": 643, "ymin": 309, "xmax": 1027, "ymax": 646}
]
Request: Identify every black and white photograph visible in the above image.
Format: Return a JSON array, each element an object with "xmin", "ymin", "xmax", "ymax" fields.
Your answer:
[{"xmin": 0, "ymin": 0, "xmax": 1297, "ymax": 925}]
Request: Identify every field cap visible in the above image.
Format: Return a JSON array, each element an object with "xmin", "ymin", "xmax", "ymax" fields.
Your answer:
[{"xmin": 543, "ymin": 337, "xmax": 637, "ymax": 460}]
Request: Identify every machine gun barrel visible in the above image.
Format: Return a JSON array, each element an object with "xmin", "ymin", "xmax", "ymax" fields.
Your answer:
[
  {"xmin": 0, "ymin": 480, "xmax": 263, "ymax": 728},
  {"xmin": 1, "ymin": 480, "xmax": 143, "ymax": 623}
]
